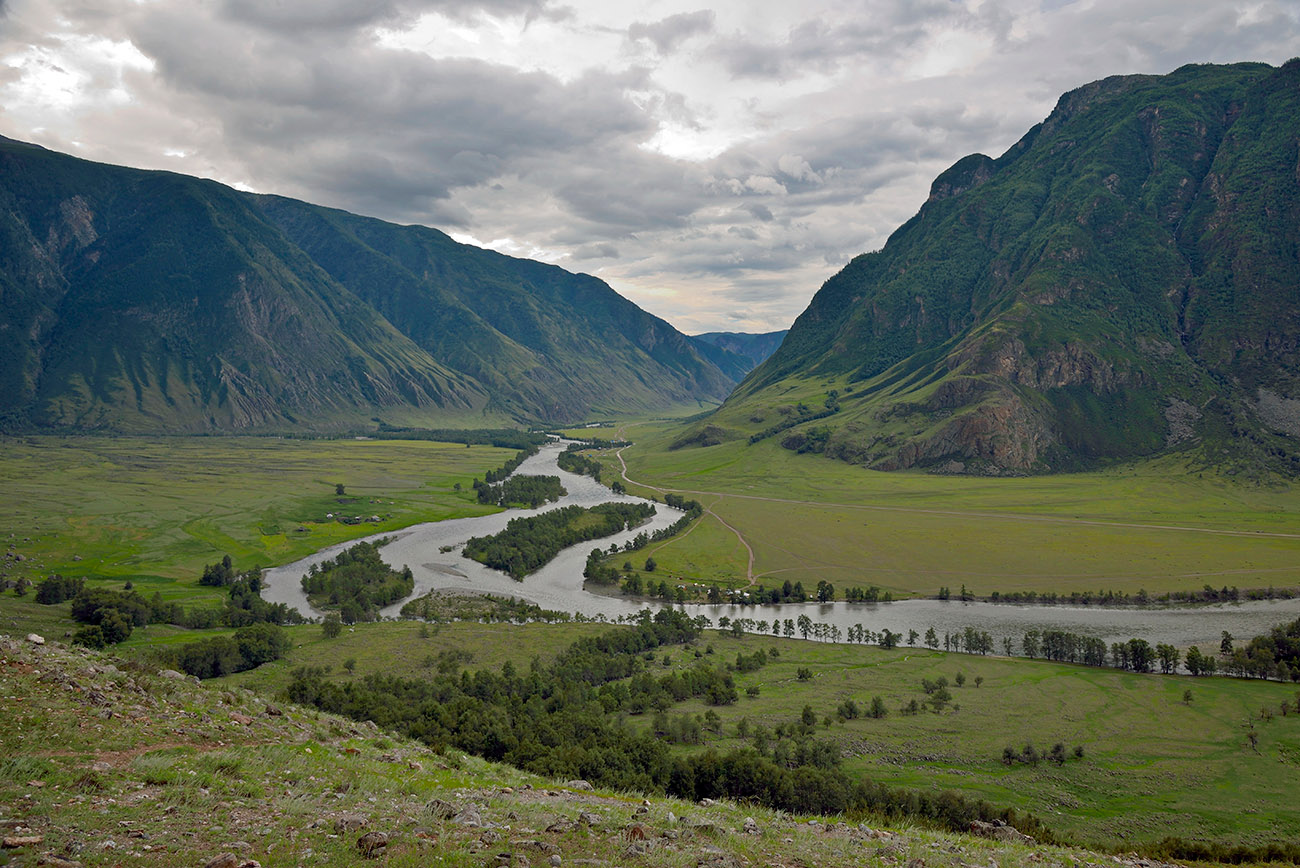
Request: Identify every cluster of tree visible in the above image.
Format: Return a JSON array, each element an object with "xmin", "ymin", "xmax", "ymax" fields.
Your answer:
[
  {"xmin": 555, "ymin": 436, "xmax": 630, "ymax": 449},
  {"xmin": 1150, "ymin": 836, "xmax": 1300, "ymax": 866},
  {"xmin": 480, "ymin": 445, "xmax": 542, "ymax": 485},
  {"xmin": 59, "ymin": 568, "xmax": 305, "ymax": 648},
  {"xmin": 976, "ymin": 584, "xmax": 1296, "ymax": 607},
  {"xmin": 67, "ymin": 587, "xmax": 152, "ymax": 646},
  {"xmin": 842, "ymin": 585, "xmax": 891, "ymax": 602},
  {"xmin": 620, "ymin": 573, "xmax": 686, "ymax": 603},
  {"xmin": 466, "ymin": 502, "xmax": 655, "ymax": 580},
  {"xmin": 1238, "ymin": 617, "xmax": 1300, "ymax": 681},
  {"xmin": 285, "ymin": 608, "xmax": 1051, "ymax": 841},
  {"xmin": 695, "ymin": 580, "xmax": 892, "ymax": 607},
  {"xmin": 643, "ymin": 495, "xmax": 703, "ymax": 545},
  {"xmin": 933, "ymin": 628, "xmax": 995, "ymax": 655},
  {"xmin": 1000, "ymin": 742, "xmax": 1084, "ymax": 767},
  {"xmin": 154, "ymin": 622, "xmax": 291, "ymax": 679},
  {"xmin": 732, "ymin": 648, "xmax": 770, "ymax": 673},
  {"xmin": 473, "ymin": 474, "xmax": 565, "ymax": 508},
  {"xmin": 34, "ymin": 574, "xmax": 83, "ymax": 604},
  {"xmin": 199, "ymin": 555, "xmax": 239, "ymax": 587},
  {"xmin": 300, "ymin": 540, "xmax": 414, "ymax": 622},
  {"xmin": 399, "ymin": 591, "xmax": 574, "ymax": 624},
  {"xmin": 749, "ymin": 400, "xmax": 841, "ymax": 445},
  {"xmin": 369, "ymin": 426, "xmax": 548, "ymax": 451},
  {"xmin": 557, "ymin": 445, "xmax": 603, "ymax": 481},
  {"xmin": 836, "ymin": 696, "xmax": 887, "ymax": 720}
]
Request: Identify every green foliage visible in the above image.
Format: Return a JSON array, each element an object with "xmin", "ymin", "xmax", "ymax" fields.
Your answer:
[
  {"xmin": 159, "ymin": 623, "xmax": 291, "ymax": 679},
  {"xmin": 0, "ymin": 137, "xmax": 733, "ymax": 433},
  {"xmin": 712, "ymin": 62, "xmax": 1300, "ymax": 475},
  {"xmin": 473, "ymin": 474, "xmax": 565, "ymax": 508},
  {"xmin": 322, "ymin": 613, "xmax": 343, "ymax": 639},
  {"xmin": 284, "ymin": 610, "xmax": 1050, "ymax": 841},
  {"xmin": 34, "ymin": 574, "xmax": 83, "ymax": 605},
  {"xmin": 300, "ymin": 540, "xmax": 414, "ymax": 621},
  {"xmin": 465, "ymin": 502, "xmax": 655, "ymax": 580},
  {"xmin": 199, "ymin": 555, "xmax": 238, "ymax": 587},
  {"xmin": 557, "ymin": 445, "xmax": 603, "ymax": 480}
]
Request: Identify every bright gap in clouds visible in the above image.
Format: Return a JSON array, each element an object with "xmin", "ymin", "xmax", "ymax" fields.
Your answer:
[
  {"xmin": 3, "ymin": 34, "xmax": 154, "ymax": 116},
  {"xmin": 373, "ymin": 11, "xmax": 622, "ymax": 82}
]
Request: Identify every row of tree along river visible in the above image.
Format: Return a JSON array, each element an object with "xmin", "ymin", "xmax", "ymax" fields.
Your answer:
[{"xmin": 260, "ymin": 439, "xmax": 1300, "ymax": 658}]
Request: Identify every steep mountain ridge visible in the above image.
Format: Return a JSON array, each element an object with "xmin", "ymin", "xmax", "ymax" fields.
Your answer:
[
  {"xmin": 693, "ymin": 60, "xmax": 1300, "ymax": 475},
  {"xmin": 690, "ymin": 329, "xmax": 788, "ymax": 379},
  {"xmin": 0, "ymin": 139, "xmax": 733, "ymax": 432}
]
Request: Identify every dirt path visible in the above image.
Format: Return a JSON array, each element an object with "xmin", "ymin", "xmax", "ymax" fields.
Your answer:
[{"xmin": 615, "ymin": 439, "xmax": 757, "ymax": 587}]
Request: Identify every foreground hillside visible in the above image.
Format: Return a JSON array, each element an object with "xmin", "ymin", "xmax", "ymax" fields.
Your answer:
[
  {"xmin": 690, "ymin": 60, "xmax": 1300, "ymax": 476},
  {"xmin": 2, "ymin": 632, "xmax": 1150, "ymax": 868},
  {"xmin": 0, "ymin": 137, "xmax": 732, "ymax": 433}
]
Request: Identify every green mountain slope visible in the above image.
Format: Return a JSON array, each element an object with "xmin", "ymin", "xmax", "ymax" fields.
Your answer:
[
  {"xmin": 692, "ymin": 60, "xmax": 1300, "ymax": 475},
  {"xmin": 690, "ymin": 330, "xmax": 788, "ymax": 379},
  {"xmin": 0, "ymin": 138, "xmax": 733, "ymax": 432}
]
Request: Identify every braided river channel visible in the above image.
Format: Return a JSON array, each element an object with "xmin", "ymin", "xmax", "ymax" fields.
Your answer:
[{"xmin": 261, "ymin": 439, "xmax": 1300, "ymax": 651}]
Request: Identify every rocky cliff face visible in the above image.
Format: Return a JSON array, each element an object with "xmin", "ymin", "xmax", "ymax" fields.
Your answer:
[{"xmin": 692, "ymin": 60, "xmax": 1300, "ymax": 475}]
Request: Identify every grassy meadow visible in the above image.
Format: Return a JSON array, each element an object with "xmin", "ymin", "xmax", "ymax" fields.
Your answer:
[
  {"xmin": 599, "ymin": 424, "xmax": 1300, "ymax": 597},
  {"xmin": 202, "ymin": 617, "xmax": 1300, "ymax": 851},
  {"xmin": 0, "ymin": 435, "xmax": 511, "ymax": 605},
  {"xmin": 651, "ymin": 630, "xmax": 1300, "ymax": 850}
]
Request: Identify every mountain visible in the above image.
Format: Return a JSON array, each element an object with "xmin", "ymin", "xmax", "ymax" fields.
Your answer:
[
  {"xmin": 0, "ymin": 138, "xmax": 734, "ymax": 432},
  {"xmin": 690, "ymin": 330, "xmax": 788, "ymax": 379},
  {"xmin": 683, "ymin": 60, "xmax": 1300, "ymax": 475}
]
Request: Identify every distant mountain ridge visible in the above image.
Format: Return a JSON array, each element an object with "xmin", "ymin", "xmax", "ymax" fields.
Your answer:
[
  {"xmin": 690, "ymin": 331, "xmax": 788, "ymax": 379},
  {"xmin": 683, "ymin": 60, "xmax": 1300, "ymax": 476},
  {"xmin": 0, "ymin": 139, "xmax": 734, "ymax": 432}
]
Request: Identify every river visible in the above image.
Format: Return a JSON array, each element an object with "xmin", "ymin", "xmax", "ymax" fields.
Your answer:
[{"xmin": 260, "ymin": 439, "xmax": 1300, "ymax": 651}]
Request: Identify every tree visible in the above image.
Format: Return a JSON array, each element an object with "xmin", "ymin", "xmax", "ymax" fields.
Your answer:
[
  {"xmin": 336, "ymin": 483, "xmax": 346, "ymax": 496},
  {"xmin": 924, "ymin": 627, "xmax": 938, "ymax": 649},
  {"xmin": 1156, "ymin": 643, "xmax": 1180, "ymax": 674},
  {"xmin": 322, "ymin": 613, "xmax": 343, "ymax": 639},
  {"xmin": 869, "ymin": 696, "xmax": 888, "ymax": 719},
  {"xmin": 1221, "ymin": 631, "xmax": 1234, "ymax": 657},
  {"xmin": 954, "ymin": 672, "xmax": 966, "ymax": 688},
  {"xmin": 644, "ymin": 557, "xmax": 657, "ymax": 572},
  {"xmin": 1183, "ymin": 689, "xmax": 1193, "ymax": 705},
  {"xmin": 344, "ymin": 657, "xmax": 357, "ymax": 675},
  {"xmin": 974, "ymin": 675, "xmax": 983, "ymax": 688},
  {"xmin": 797, "ymin": 614, "xmax": 812, "ymax": 640}
]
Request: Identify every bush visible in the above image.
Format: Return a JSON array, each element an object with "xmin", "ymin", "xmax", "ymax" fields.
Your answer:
[{"xmin": 35, "ymin": 574, "xmax": 84, "ymax": 605}]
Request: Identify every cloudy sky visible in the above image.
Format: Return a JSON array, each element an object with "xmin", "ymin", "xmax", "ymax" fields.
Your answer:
[{"xmin": 1, "ymin": 0, "xmax": 1296, "ymax": 333}]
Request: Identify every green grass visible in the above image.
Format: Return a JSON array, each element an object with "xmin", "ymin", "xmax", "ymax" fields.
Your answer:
[
  {"xmin": 225, "ymin": 618, "xmax": 1300, "ymax": 850},
  {"xmin": 220, "ymin": 618, "xmax": 611, "ymax": 694},
  {"xmin": 605, "ymin": 422, "xmax": 1300, "ymax": 597},
  {"xmin": 626, "ymin": 630, "xmax": 1300, "ymax": 850},
  {"xmin": 2, "ymin": 634, "xmax": 1107, "ymax": 868},
  {"xmin": 0, "ymin": 435, "xmax": 511, "ymax": 605}
]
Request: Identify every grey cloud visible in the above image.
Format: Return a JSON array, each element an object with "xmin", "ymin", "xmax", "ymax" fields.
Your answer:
[
  {"xmin": 125, "ymin": 6, "xmax": 655, "ymax": 222},
  {"xmin": 712, "ymin": 2, "xmax": 952, "ymax": 79},
  {"xmin": 628, "ymin": 10, "xmax": 715, "ymax": 54},
  {"xmin": 572, "ymin": 241, "xmax": 619, "ymax": 259},
  {"xmin": 220, "ymin": 0, "xmax": 549, "ymax": 33}
]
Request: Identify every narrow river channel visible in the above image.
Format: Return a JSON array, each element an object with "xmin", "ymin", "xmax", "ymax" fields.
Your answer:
[{"xmin": 260, "ymin": 439, "xmax": 1300, "ymax": 651}]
